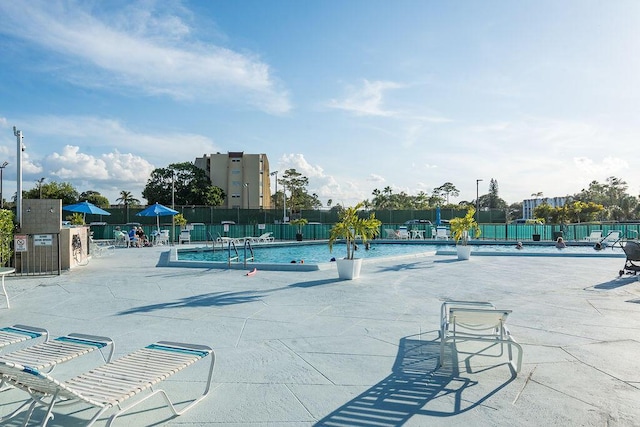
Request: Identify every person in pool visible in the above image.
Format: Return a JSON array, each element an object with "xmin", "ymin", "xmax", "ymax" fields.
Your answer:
[
  {"xmin": 515, "ymin": 241, "xmax": 523, "ymax": 250},
  {"xmin": 555, "ymin": 236, "xmax": 566, "ymax": 249}
]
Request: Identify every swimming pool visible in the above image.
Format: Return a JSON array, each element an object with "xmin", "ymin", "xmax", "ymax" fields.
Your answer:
[
  {"xmin": 174, "ymin": 241, "xmax": 625, "ymax": 268},
  {"xmin": 177, "ymin": 242, "xmax": 436, "ymax": 264}
]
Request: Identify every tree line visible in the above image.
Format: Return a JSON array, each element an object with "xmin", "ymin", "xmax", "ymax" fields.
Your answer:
[{"xmin": 9, "ymin": 163, "xmax": 640, "ymax": 223}]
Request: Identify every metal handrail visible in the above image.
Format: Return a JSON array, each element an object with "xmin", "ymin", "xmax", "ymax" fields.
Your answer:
[
  {"xmin": 243, "ymin": 240, "xmax": 255, "ymax": 266},
  {"xmin": 227, "ymin": 240, "xmax": 239, "ymax": 266}
]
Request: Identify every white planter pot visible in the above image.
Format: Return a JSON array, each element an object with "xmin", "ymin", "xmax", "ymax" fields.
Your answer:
[
  {"xmin": 456, "ymin": 245, "xmax": 472, "ymax": 260},
  {"xmin": 336, "ymin": 258, "xmax": 363, "ymax": 280}
]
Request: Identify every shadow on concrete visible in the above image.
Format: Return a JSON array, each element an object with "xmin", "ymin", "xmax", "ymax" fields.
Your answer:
[
  {"xmin": 433, "ymin": 259, "xmax": 459, "ymax": 264},
  {"xmin": 315, "ymin": 336, "xmax": 515, "ymax": 426},
  {"xmin": 593, "ymin": 276, "xmax": 638, "ymax": 290},
  {"xmin": 374, "ymin": 262, "xmax": 434, "ymax": 273},
  {"xmin": 118, "ymin": 290, "xmax": 263, "ymax": 315},
  {"xmin": 289, "ymin": 278, "xmax": 342, "ymax": 288}
]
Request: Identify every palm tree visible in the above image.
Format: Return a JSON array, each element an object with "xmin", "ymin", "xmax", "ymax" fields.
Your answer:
[{"xmin": 116, "ymin": 190, "xmax": 140, "ymax": 223}]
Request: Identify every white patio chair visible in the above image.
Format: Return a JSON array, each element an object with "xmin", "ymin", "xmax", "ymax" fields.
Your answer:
[
  {"xmin": 179, "ymin": 229, "xmax": 191, "ymax": 244},
  {"xmin": 435, "ymin": 227, "xmax": 449, "ymax": 240},
  {"xmin": 113, "ymin": 231, "xmax": 127, "ymax": 248},
  {"xmin": 155, "ymin": 230, "xmax": 169, "ymax": 246},
  {"xmin": 0, "ymin": 341, "xmax": 214, "ymax": 426},
  {"xmin": 440, "ymin": 300, "xmax": 523, "ymax": 374}
]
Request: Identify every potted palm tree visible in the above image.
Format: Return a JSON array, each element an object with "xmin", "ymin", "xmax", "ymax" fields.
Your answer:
[
  {"xmin": 449, "ymin": 207, "xmax": 481, "ymax": 260},
  {"xmin": 328, "ymin": 203, "xmax": 382, "ymax": 279},
  {"xmin": 290, "ymin": 218, "xmax": 307, "ymax": 241}
]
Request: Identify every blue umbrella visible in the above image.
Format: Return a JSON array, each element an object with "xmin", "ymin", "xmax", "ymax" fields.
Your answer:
[
  {"xmin": 63, "ymin": 201, "xmax": 111, "ymax": 223},
  {"xmin": 136, "ymin": 202, "xmax": 178, "ymax": 231},
  {"xmin": 435, "ymin": 206, "xmax": 441, "ymax": 226},
  {"xmin": 63, "ymin": 201, "xmax": 111, "ymax": 216}
]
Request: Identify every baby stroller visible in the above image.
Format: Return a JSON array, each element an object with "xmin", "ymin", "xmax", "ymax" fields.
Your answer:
[{"xmin": 619, "ymin": 241, "xmax": 640, "ymax": 277}]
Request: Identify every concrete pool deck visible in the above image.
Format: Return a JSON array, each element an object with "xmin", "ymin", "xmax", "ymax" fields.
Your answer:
[{"xmin": 1, "ymin": 244, "xmax": 639, "ymax": 426}]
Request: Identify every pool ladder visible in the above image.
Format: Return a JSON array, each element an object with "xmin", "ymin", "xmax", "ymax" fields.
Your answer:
[{"xmin": 227, "ymin": 239, "xmax": 254, "ymax": 267}]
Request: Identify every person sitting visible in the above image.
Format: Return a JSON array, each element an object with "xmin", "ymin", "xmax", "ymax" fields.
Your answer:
[
  {"xmin": 136, "ymin": 227, "xmax": 149, "ymax": 246},
  {"xmin": 128, "ymin": 227, "xmax": 140, "ymax": 248},
  {"xmin": 555, "ymin": 236, "xmax": 566, "ymax": 249}
]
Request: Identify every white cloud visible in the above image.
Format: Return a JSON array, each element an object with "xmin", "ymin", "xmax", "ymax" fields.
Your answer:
[
  {"xmin": 44, "ymin": 145, "xmax": 154, "ymax": 184},
  {"xmin": 25, "ymin": 115, "xmax": 218, "ymax": 166},
  {"xmin": 0, "ymin": 1, "xmax": 290, "ymax": 114},
  {"xmin": 573, "ymin": 156, "xmax": 630, "ymax": 176},
  {"xmin": 328, "ymin": 80, "xmax": 404, "ymax": 116},
  {"xmin": 367, "ymin": 174, "xmax": 385, "ymax": 183}
]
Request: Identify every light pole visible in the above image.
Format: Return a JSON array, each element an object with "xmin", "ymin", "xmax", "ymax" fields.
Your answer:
[
  {"xmin": 13, "ymin": 127, "xmax": 24, "ymax": 227},
  {"xmin": 270, "ymin": 170, "xmax": 278, "ymax": 217},
  {"xmin": 171, "ymin": 170, "xmax": 175, "ymax": 245},
  {"xmin": 282, "ymin": 181, "xmax": 287, "ymax": 223},
  {"xmin": 0, "ymin": 161, "xmax": 8, "ymax": 209},
  {"xmin": 244, "ymin": 182, "xmax": 250, "ymax": 209},
  {"xmin": 37, "ymin": 177, "xmax": 46, "ymax": 199},
  {"xmin": 476, "ymin": 179, "xmax": 483, "ymax": 224}
]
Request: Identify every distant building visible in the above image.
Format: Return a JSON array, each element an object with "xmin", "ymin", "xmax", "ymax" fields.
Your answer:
[
  {"xmin": 522, "ymin": 196, "xmax": 567, "ymax": 219},
  {"xmin": 194, "ymin": 152, "xmax": 272, "ymax": 209}
]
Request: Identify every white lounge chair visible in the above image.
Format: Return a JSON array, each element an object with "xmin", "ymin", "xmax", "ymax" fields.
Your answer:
[
  {"xmin": 583, "ymin": 230, "xmax": 603, "ymax": 242},
  {"xmin": 90, "ymin": 239, "xmax": 115, "ymax": 257},
  {"xmin": 384, "ymin": 229, "xmax": 399, "ymax": 239},
  {"xmin": 0, "ymin": 332, "xmax": 113, "ymax": 404},
  {"xmin": 602, "ymin": 230, "xmax": 622, "ymax": 246},
  {"xmin": 0, "ymin": 341, "xmax": 215, "ymax": 426},
  {"xmin": 0, "ymin": 325, "xmax": 49, "ymax": 351},
  {"xmin": 0, "ymin": 332, "xmax": 113, "ymax": 370},
  {"xmin": 440, "ymin": 300, "xmax": 523, "ymax": 374},
  {"xmin": 252, "ymin": 232, "xmax": 274, "ymax": 243}
]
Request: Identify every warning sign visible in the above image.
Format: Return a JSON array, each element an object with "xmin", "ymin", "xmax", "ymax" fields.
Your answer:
[
  {"xmin": 34, "ymin": 234, "xmax": 53, "ymax": 246},
  {"xmin": 14, "ymin": 235, "xmax": 27, "ymax": 252}
]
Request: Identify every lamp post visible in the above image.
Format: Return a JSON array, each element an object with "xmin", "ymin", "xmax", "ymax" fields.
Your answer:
[
  {"xmin": 171, "ymin": 170, "xmax": 175, "ymax": 245},
  {"xmin": 244, "ymin": 182, "xmax": 250, "ymax": 209},
  {"xmin": 37, "ymin": 177, "xmax": 46, "ymax": 199},
  {"xmin": 270, "ymin": 170, "xmax": 278, "ymax": 216},
  {"xmin": 282, "ymin": 181, "xmax": 287, "ymax": 223},
  {"xmin": 0, "ymin": 161, "xmax": 8, "ymax": 209},
  {"xmin": 13, "ymin": 127, "xmax": 24, "ymax": 227},
  {"xmin": 476, "ymin": 179, "xmax": 483, "ymax": 224}
]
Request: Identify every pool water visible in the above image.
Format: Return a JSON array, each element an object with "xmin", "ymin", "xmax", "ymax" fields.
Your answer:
[
  {"xmin": 178, "ymin": 242, "xmax": 436, "ymax": 264},
  {"xmin": 177, "ymin": 242, "xmax": 625, "ymax": 264}
]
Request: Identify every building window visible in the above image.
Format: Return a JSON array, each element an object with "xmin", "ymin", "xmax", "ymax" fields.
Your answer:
[{"xmin": 231, "ymin": 170, "xmax": 240, "ymax": 174}]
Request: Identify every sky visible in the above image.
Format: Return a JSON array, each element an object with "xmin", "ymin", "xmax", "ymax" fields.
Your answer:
[{"xmin": 0, "ymin": 0, "xmax": 638, "ymax": 207}]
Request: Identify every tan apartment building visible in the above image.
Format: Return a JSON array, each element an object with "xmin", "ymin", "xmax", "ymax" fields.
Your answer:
[{"xmin": 194, "ymin": 152, "xmax": 272, "ymax": 209}]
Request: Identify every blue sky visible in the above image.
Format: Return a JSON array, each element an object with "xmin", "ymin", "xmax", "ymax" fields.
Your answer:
[{"xmin": 0, "ymin": 0, "xmax": 638, "ymax": 206}]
